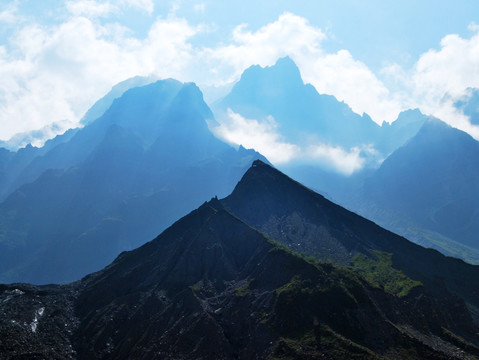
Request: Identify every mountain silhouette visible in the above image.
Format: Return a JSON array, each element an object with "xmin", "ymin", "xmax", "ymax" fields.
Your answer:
[
  {"xmin": 214, "ymin": 56, "xmax": 381, "ymax": 150},
  {"xmin": 0, "ymin": 80, "xmax": 266, "ymax": 284},
  {"xmin": 347, "ymin": 120, "xmax": 479, "ymax": 260},
  {"xmin": 213, "ymin": 57, "xmax": 428, "ymax": 171}
]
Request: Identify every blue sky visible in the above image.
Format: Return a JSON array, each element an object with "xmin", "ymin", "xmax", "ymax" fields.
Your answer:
[{"xmin": 1, "ymin": 0, "xmax": 479, "ymax": 144}]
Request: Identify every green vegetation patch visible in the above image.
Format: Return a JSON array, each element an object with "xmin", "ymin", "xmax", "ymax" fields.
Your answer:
[
  {"xmin": 189, "ymin": 280, "xmax": 203, "ymax": 292},
  {"xmin": 353, "ymin": 250, "xmax": 422, "ymax": 297},
  {"xmin": 235, "ymin": 282, "xmax": 251, "ymax": 297}
]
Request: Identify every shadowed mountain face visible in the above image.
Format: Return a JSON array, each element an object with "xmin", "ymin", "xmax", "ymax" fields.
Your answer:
[
  {"xmin": 221, "ymin": 161, "xmax": 479, "ymax": 310},
  {"xmin": 2, "ymin": 165, "xmax": 479, "ymax": 359},
  {"xmin": 0, "ymin": 80, "xmax": 267, "ymax": 284},
  {"xmin": 350, "ymin": 120, "xmax": 479, "ymax": 256}
]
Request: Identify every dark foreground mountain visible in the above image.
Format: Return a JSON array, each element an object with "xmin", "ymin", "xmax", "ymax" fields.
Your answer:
[
  {"xmin": 0, "ymin": 79, "xmax": 266, "ymax": 284},
  {"xmin": 1, "ymin": 161, "xmax": 479, "ymax": 359},
  {"xmin": 221, "ymin": 161, "xmax": 479, "ymax": 308}
]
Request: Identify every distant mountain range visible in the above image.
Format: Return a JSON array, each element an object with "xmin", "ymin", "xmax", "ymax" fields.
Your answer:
[
  {"xmin": 1, "ymin": 55, "xmax": 478, "ymax": 283},
  {"xmin": 0, "ymin": 79, "xmax": 266, "ymax": 284},
  {"xmin": 212, "ymin": 57, "xmax": 479, "ymax": 262},
  {"xmin": 213, "ymin": 57, "xmax": 428, "ymax": 162},
  {"xmin": 347, "ymin": 120, "xmax": 479, "ymax": 262},
  {"xmin": 1, "ymin": 161, "xmax": 479, "ymax": 359}
]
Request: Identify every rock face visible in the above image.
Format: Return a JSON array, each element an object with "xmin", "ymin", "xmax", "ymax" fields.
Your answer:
[
  {"xmin": 1, "ymin": 162, "xmax": 479, "ymax": 359},
  {"xmin": 0, "ymin": 284, "xmax": 78, "ymax": 359}
]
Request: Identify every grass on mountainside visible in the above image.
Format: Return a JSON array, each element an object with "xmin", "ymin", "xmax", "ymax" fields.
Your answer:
[{"xmin": 352, "ymin": 250, "xmax": 422, "ymax": 297}]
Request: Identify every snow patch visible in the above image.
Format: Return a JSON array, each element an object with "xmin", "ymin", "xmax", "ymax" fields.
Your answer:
[
  {"xmin": 30, "ymin": 307, "xmax": 45, "ymax": 333},
  {"xmin": 30, "ymin": 319, "xmax": 38, "ymax": 332}
]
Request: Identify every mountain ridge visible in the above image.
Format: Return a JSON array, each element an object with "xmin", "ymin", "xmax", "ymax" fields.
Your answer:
[
  {"xmin": 354, "ymin": 119, "xmax": 479, "ymax": 253},
  {"xmin": 2, "ymin": 161, "xmax": 479, "ymax": 359},
  {"xmin": 221, "ymin": 160, "xmax": 479, "ymax": 309}
]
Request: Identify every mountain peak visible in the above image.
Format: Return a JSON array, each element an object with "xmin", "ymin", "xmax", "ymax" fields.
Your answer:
[
  {"xmin": 92, "ymin": 79, "xmax": 211, "ymax": 147},
  {"xmin": 222, "ymin": 160, "xmax": 333, "ymax": 234},
  {"xmin": 414, "ymin": 118, "xmax": 473, "ymax": 144},
  {"xmin": 251, "ymin": 158, "xmax": 267, "ymax": 166},
  {"xmin": 235, "ymin": 159, "xmax": 301, "ymax": 191},
  {"xmin": 394, "ymin": 108, "xmax": 427, "ymax": 125},
  {"xmin": 271, "ymin": 56, "xmax": 301, "ymax": 75},
  {"xmin": 81, "ymin": 75, "xmax": 160, "ymax": 126},
  {"xmin": 214, "ymin": 56, "xmax": 381, "ymax": 151},
  {"xmin": 237, "ymin": 57, "xmax": 304, "ymax": 92}
]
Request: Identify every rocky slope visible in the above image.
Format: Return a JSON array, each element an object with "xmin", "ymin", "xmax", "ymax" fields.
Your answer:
[
  {"xmin": 222, "ymin": 160, "xmax": 479, "ymax": 311},
  {"xmin": 1, "ymin": 162, "xmax": 479, "ymax": 359}
]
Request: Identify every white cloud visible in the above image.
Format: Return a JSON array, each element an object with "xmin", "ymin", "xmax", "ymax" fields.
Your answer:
[
  {"xmin": 0, "ymin": 3, "xmax": 20, "ymax": 24},
  {"xmin": 193, "ymin": 3, "xmax": 205, "ymax": 13},
  {"xmin": 305, "ymin": 144, "xmax": 366, "ymax": 176},
  {"xmin": 468, "ymin": 22, "xmax": 479, "ymax": 32},
  {"xmin": 120, "ymin": 0, "xmax": 154, "ymax": 14},
  {"xmin": 212, "ymin": 109, "xmax": 300, "ymax": 164},
  {"xmin": 0, "ymin": 14, "xmax": 199, "ymax": 140},
  {"xmin": 300, "ymin": 50, "xmax": 403, "ymax": 124},
  {"xmin": 66, "ymin": 0, "xmax": 117, "ymax": 18},
  {"xmin": 169, "ymin": 0, "xmax": 182, "ymax": 17},
  {"xmin": 212, "ymin": 109, "xmax": 369, "ymax": 174},
  {"xmin": 413, "ymin": 33, "xmax": 479, "ymax": 103},
  {"xmin": 402, "ymin": 29, "xmax": 479, "ymax": 138},
  {"xmin": 66, "ymin": 0, "xmax": 154, "ymax": 18}
]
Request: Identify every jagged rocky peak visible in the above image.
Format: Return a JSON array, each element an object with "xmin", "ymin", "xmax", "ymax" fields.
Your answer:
[
  {"xmin": 87, "ymin": 78, "xmax": 216, "ymax": 152},
  {"xmin": 214, "ymin": 56, "xmax": 381, "ymax": 151},
  {"xmin": 238, "ymin": 56, "xmax": 304, "ymax": 88}
]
